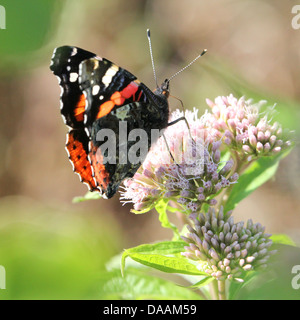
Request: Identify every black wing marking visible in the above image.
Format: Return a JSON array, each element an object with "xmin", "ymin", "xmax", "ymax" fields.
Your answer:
[
  {"xmin": 78, "ymin": 57, "xmax": 149, "ymax": 135},
  {"xmin": 50, "ymin": 46, "xmax": 96, "ymax": 128}
]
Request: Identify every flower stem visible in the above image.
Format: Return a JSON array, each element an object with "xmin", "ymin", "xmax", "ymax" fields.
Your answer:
[
  {"xmin": 209, "ymin": 279, "xmax": 219, "ymax": 300},
  {"xmin": 218, "ymin": 280, "xmax": 226, "ymax": 300}
]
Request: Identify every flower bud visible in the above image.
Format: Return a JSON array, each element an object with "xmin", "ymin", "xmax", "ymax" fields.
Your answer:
[{"xmin": 181, "ymin": 207, "xmax": 275, "ymax": 281}]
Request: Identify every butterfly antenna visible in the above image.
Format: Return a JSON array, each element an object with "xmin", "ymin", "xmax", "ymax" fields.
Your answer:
[
  {"xmin": 147, "ymin": 29, "xmax": 159, "ymax": 88},
  {"xmin": 167, "ymin": 49, "xmax": 207, "ymax": 83}
]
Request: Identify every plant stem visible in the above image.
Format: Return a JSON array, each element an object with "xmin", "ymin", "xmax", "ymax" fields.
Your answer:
[
  {"xmin": 218, "ymin": 280, "xmax": 226, "ymax": 300},
  {"xmin": 209, "ymin": 279, "xmax": 219, "ymax": 300}
]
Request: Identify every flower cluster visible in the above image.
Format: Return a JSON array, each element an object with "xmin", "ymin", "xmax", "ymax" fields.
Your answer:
[
  {"xmin": 181, "ymin": 207, "xmax": 276, "ymax": 281},
  {"xmin": 120, "ymin": 109, "xmax": 239, "ymax": 213},
  {"xmin": 206, "ymin": 94, "xmax": 293, "ymax": 160}
]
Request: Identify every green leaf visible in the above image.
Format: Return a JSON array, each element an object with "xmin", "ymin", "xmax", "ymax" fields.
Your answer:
[
  {"xmin": 123, "ymin": 241, "xmax": 186, "ymax": 255},
  {"xmin": 271, "ymin": 234, "xmax": 296, "ymax": 246},
  {"xmin": 155, "ymin": 198, "xmax": 179, "ymax": 236},
  {"xmin": 230, "ymin": 244, "xmax": 300, "ymax": 299},
  {"xmin": 166, "ymin": 205, "xmax": 179, "ymax": 213},
  {"xmin": 228, "ymin": 271, "xmax": 258, "ymax": 300},
  {"xmin": 224, "ymin": 150, "xmax": 290, "ymax": 212},
  {"xmin": 122, "ymin": 251, "xmax": 206, "ymax": 276},
  {"xmin": 98, "ymin": 268, "xmax": 204, "ymax": 300},
  {"xmin": 187, "ymin": 276, "xmax": 214, "ymax": 288},
  {"xmin": 130, "ymin": 202, "xmax": 157, "ymax": 214},
  {"xmin": 0, "ymin": 0, "xmax": 65, "ymax": 73},
  {"xmin": 121, "ymin": 241, "xmax": 187, "ymax": 275},
  {"xmin": 72, "ymin": 191, "xmax": 102, "ymax": 203}
]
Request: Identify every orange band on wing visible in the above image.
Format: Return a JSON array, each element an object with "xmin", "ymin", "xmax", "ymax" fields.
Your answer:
[
  {"xmin": 96, "ymin": 100, "xmax": 115, "ymax": 118},
  {"xmin": 74, "ymin": 94, "xmax": 86, "ymax": 122},
  {"xmin": 89, "ymin": 143, "xmax": 110, "ymax": 189},
  {"xmin": 66, "ymin": 132, "xmax": 97, "ymax": 190},
  {"xmin": 111, "ymin": 91, "xmax": 125, "ymax": 105},
  {"xmin": 96, "ymin": 81, "xmax": 139, "ymax": 119}
]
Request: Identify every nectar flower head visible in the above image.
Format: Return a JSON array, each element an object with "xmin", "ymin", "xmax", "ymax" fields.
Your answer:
[
  {"xmin": 206, "ymin": 94, "xmax": 293, "ymax": 160},
  {"xmin": 120, "ymin": 108, "xmax": 238, "ymax": 213},
  {"xmin": 181, "ymin": 207, "xmax": 276, "ymax": 281}
]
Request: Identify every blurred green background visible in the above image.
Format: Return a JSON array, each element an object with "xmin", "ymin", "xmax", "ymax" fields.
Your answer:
[{"xmin": 0, "ymin": 0, "xmax": 299, "ymax": 299}]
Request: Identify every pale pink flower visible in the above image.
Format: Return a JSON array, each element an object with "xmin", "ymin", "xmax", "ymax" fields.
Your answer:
[
  {"xmin": 206, "ymin": 94, "xmax": 293, "ymax": 160},
  {"xmin": 120, "ymin": 109, "xmax": 238, "ymax": 213}
]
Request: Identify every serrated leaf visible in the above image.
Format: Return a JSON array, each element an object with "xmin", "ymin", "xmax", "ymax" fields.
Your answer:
[
  {"xmin": 123, "ymin": 252, "xmax": 206, "ymax": 276},
  {"xmin": 124, "ymin": 241, "xmax": 186, "ymax": 256},
  {"xmin": 121, "ymin": 241, "xmax": 187, "ymax": 275}
]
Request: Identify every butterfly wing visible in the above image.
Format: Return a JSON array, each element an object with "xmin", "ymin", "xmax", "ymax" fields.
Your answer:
[
  {"xmin": 50, "ymin": 46, "xmax": 96, "ymax": 128},
  {"xmin": 77, "ymin": 56, "xmax": 158, "ymax": 198},
  {"xmin": 65, "ymin": 129, "xmax": 101, "ymax": 192},
  {"xmin": 51, "ymin": 46, "xmax": 169, "ymax": 198},
  {"xmin": 78, "ymin": 56, "xmax": 150, "ymax": 135},
  {"xmin": 89, "ymin": 101, "xmax": 161, "ymax": 198}
]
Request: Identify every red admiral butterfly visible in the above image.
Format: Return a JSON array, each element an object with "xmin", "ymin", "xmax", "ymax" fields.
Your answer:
[{"xmin": 50, "ymin": 31, "xmax": 206, "ymax": 199}]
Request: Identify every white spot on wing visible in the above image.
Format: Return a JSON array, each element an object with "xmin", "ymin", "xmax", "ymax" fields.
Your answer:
[
  {"xmin": 69, "ymin": 72, "xmax": 78, "ymax": 82},
  {"xmin": 102, "ymin": 75, "xmax": 112, "ymax": 87},
  {"xmin": 84, "ymin": 127, "xmax": 90, "ymax": 137},
  {"xmin": 71, "ymin": 47, "xmax": 77, "ymax": 56},
  {"xmin": 106, "ymin": 67, "xmax": 118, "ymax": 77},
  {"xmin": 102, "ymin": 65, "xmax": 119, "ymax": 87},
  {"xmin": 92, "ymin": 85, "xmax": 100, "ymax": 95}
]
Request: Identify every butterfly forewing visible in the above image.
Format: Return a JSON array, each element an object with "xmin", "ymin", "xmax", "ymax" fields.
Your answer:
[{"xmin": 50, "ymin": 46, "xmax": 96, "ymax": 128}]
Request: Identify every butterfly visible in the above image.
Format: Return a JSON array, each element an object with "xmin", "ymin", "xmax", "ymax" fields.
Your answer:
[{"xmin": 50, "ymin": 33, "xmax": 206, "ymax": 199}]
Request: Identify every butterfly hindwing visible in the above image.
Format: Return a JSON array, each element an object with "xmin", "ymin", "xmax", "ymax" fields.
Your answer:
[
  {"xmin": 65, "ymin": 129, "xmax": 101, "ymax": 192},
  {"xmin": 89, "ymin": 102, "xmax": 160, "ymax": 198}
]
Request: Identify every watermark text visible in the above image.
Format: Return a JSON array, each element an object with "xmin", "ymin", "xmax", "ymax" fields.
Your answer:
[
  {"xmin": 292, "ymin": 5, "xmax": 300, "ymax": 30},
  {"xmin": 292, "ymin": 265, "xmax": 300, "ymax": 289},
  {"xmin": 0, "ymin": 265, "xmax": 5, "ymax": 289},
  {"xmin": 0, "ymin": 5, "xmax": 5, "ymax": 29},
  {"xmin": 95, "ymin": 121, "xmax": 206, "ymax": 167}
]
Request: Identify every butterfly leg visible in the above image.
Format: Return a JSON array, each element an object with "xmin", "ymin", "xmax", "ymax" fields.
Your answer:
[
  {"xmin": 168, "ymin": 95, "xmax": 195, "ymax": 141},
  {"xmin": 162, "ymin": 132, "xmax": 176, "ymax": 163},
  {"xmin": 168, "ymin": 116, "xmax": 194, "ymax": 142},
  {"xmin": 167, "ymin": 116, "xmax": 188, "ymax": 128},
  {"xmin": 164, "ymin": 115, "xmax": 197, "ymax": 166},
  {"xmin": 161, "ymin": 117, "xmax": 189, "ymax": 165}
]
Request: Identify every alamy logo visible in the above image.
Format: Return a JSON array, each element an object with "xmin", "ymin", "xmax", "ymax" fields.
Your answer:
[
  {"xmin": 291, "ymin": 265, "xmax": 300, "ymax": 290},
  {"xmin": 0, "ymin": 5, "xmax": 5, "ymax": 29},
  {"xmin": 0, "ymin": 265, "xmax": 5, "ymax": 289},
  {"xmin": 292, "ymin": 5, "xmax": 300, "ymax": 30},
  {"xmin": 94, "ymin": 123, "xmax": 206, "ymax": 167}
]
